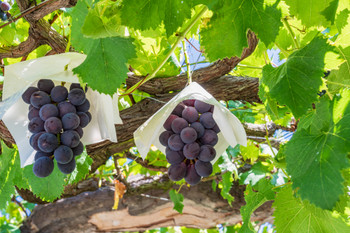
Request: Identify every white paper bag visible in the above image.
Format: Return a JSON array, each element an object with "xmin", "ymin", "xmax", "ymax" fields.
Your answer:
[
  {"xmin": 0, "ymin": 52, "xmax": 122, "ymax": 167},
  {"xmin": 134, "ymin": 82, "xmax": 247, "ymax": 163}
]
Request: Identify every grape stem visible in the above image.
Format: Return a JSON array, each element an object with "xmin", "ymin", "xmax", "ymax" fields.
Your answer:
[
  {"xmin": 182, "ymin": 40, "xmax": 192, "ymax": 84},
  {"xmin": 123, "ymin": 5, "xmax": 208, "ymax": 95},
  {"xmin": 282, "ymin": 17, "xmax": 300, "ymax": 49}
]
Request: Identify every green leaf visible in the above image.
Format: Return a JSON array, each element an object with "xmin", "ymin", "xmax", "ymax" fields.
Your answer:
[
  {"xmin": 23, "ymin": 162, "xmax": 66, "ymax": 202},
  {"xmin": 200, "ymin": 0, "xmax": 282, "ymax": 61},
  {"xmin": 239, "ymin": 162, "xmax": 270, "ymax": 186},
  {"xmin": 67, "ymin": 150, "xmax": 93, "ymax": 184},
  {"xmin": 285, "ymin": 0, "xmax": 338, "ymax": 27},
  {"xmin": 260, "ymin": 36, "xmax": 331, "ymax": 118},
  {"xmin": 169, "ymin": 189, "xmax": 184, "ymax": 213},
  {"xmin": 240, "ymin": 141, "xmax": 259, "ymax": 162},
  {"xmin": 327, "ymin": 46, "xmax": 350, "ymax": 95},
  {"xmin": 335, "ymin": 9, "xmax": 350, "ymax": 34},
  {"xmin": 121, "ymin": 0, "xmax": 192, "ymax": 37},
  {"xmin": 273, "ymin": 186, "xmax": 349, "ymax": 233},
  {"xmin": 285, "ymin": 90, "xmax": 350, "ymax": 209},
  {"xmin": 219, "ymin": 171, "xmax": 234, "ymax": 205},
  {"xmin": 73, "ymin": 36, "xmax": 136, "ymax": 95},
  {"xmin": 239, "ymin": 179, "xmax": 275, "ymax": 233}
]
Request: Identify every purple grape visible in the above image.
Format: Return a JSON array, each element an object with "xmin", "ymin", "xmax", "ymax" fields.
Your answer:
[
  {"xmin": 60, "ymin": 130, "xmax": 80, "ymax": 148},
  {"xmin": 22, "ymin": 87, "xmax": 39, "ymax": 104},
  {"xmin": 54, "ymin": 145, "xmax": 73, "ymax": 164},
  {"xmin": 37, "ymin": 79, "xmax": 54, "ymax": 94},
  {"xmin": 212, "ymin": 124, "xmax": 220, "ymax": 133},
  {"xmin": 159, "ymin": 131, "xmax": 173, "ymax": 147},
  {"xmin": 185, "ymin": 163, "xmax": 201, "ymax": 185},
  {"xmin": 39, "ymin": 104, "xmax": 59, "ymax": 121},
  {"xmin": 163, "ymin": 114, "xmax": 179, "ymax": 131},
  {"xmin": 165, "ymin": 147, "xmax": 185, "ymax": 164},
  {"xmin": 194, "ymin": 100, "xmax": 212, "ymax": 113},
  {"xmin": 77, "ymin": 112, "xmax": 89, "ymax": 128},
  {"xmin": 191, "ymin": 122, "xmax": 205, "ymax": 138},
  {"xmin": 172, "ymin": 103, "xmax": 185, "ymax": 117},
  {"xmin": 33, "ymin": 157, "xmax": 54, "ymax": 178},
  {"xmin": 195, "ymin": 160, "xmax": 213, "ymax": 177},
  {"xmin": 200, "ymin": 112, "xmax": 216, "ymax": 129},
  {"xmin": 183, "ymin": 142, "xmax": 200, "ymax": 159},
  {"xmin": 182, "ymin": 107, "xmax": 199, "ymax": 123},
  {"xmin": 28, "ymin": 117, "xmax": 45, "ymax": 133},
  {"xmin": 167, "ymin": 134, "xmax": 184, "ymax": 151},
  {"xmin": 62, "ymin": 112, "xmax": 80, "ymax": 130},
  {"xmin": 38, "ymin": 133, "xmax": 58, "ymax": 153},
  {"xmin": 68, "ymin": 88, "xmax": 86, "ymax": 106},
  {"xmin": 168, "ymin": 162, "xmax": 187, "ymax": 181},
  {"xmin": 57, "ymin": 157, "xmax": 76, "ymax": 174},
  {"xmin": 76, "ymin": 99, "xmax": 90, "ymax": 112},
  {"xmin": 180, "ymin": 127, "xmax": 197, "ymax": 144},
  {"xmin": 50, "ymin": 85, "xmax": 68, "ymax": 103},
  {"xmin": 28, "ymin": 107, "xmax": 40, "ymax": 120},
  {"xmin": 75, "ymin": 126, "xmax": 84, "ymax": 138},
  {"xmin": 58, "ymin": 102, "xmax": 76, "ymax": 117},
  {"xmin": 171, "ymin": 118, "xmax": 188, "ymax": 134},
  {"xmin": 30, "ymin": 91, "xmax": 51, "ymax": 108},
  {"xmin": 85, "ymin": 111, "xmax": 92, "ymax": 122},
  {"xmin": 34, "ymin": 151, "xmax": 51, "ymax": 161},
  {"xmin": 182, "ymin": 99, "xmax": 195, "ymax": 106},
  {"xmin": 198, "ymin": 145, "xmax": 216, "ymax": 162},
  {"xmin": 30, "ymin": 132, "xmax": 45, "ymax": 151},
  {"xmin": 72, "ymin": 142, "xmax": 84, "ymax": 156},
  {"xmin": 0, "ymin": 2, "xmax": 11, "ymax": 11},
  {"xmin": 70, "ymin": 83, "xmax": 88, "ymax": 92},
  {"xmin": 44, "ymin": 117, "xmax": 62, "ymax": 134},
  {"xmin": 200, "ymin": 130, "xmax": 218, "ymax": 146}
]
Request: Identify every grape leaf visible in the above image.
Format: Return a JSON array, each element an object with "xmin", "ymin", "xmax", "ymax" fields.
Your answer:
[
  {"xmin": 285, "ymin": 90, "xmax": 350, "ymax": 209},
  {"xmin": 239, "ymin": 179, "xmax": 275, "ymax": 233},
  {"xmin": 200, "ymin": 0, "xmax": 282, "ymax": 61},
  {"xmin": 67, "ymin": 150, "xmax": 93, "ymax": 184},
  {"xmin": 169, "ymin": 189, "xmax": 184, "ymax": 213},
  {"xmin": 285, "ymin": 0, "xmax": 338, "ymax": 27},
  {"xmin": 239, "ymin": 162, "xmax": 270, "ymax": 186},
  {"xmin": 273, "ymin": 186, "xmax": 349, "ymax": 233},
  {"xmin": 327, "ymin": 46, "xmax": 350, "ymax": 95},
  {"xmin": 23, "ymin": 162, "xmax": 66, "ymax": 202},
  {"xmin": 335, "ymin": 9, "xmax": 350, "ymax": 34},
  {"xmin": 120, "ymin": 0, "xmax": 192, "ymax": 37},
  {"xmin": 73, "ymin": 36, "xmax": 136, "ymax": 95},
  {"xmin": 260, "ymin": 36, "xmax": 331, "ymax": 118},
  {"xmin": 219, "ymin": 171, "xmax": 234, "ymax": 205}
]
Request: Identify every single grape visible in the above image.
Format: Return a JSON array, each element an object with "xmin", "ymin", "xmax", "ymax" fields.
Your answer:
[
  {"xmin": 61, "ymin": 130, "xmax": 80, "ymax": 148},
  {"xmin": 76, "ymin": 99, "xmax": 90, "ymax": 112},
  {"xmin": 61, "ymin": 112, "xmax": 80, "ymax": 130},
  {"xmin": 180, "ymin": 127, "xmax": 197, "ymax": 144},
  {"xmin": 167, "ymin": 134, "xmax": 184, "ymax": 151},
  {"xmin": 171, "ymin": 118, "xmax": 188, "ymax": 134},
  {"xmin": 54, "ymin": 145, "xmax": 73, "ymax": 164},
  {"xmin": 200, "ymin": 112, "xmax": 216, "ymax": 129},
  {"xmin": 28, "ymin": 107, "xmax": 40, "ymax": 120},
  {"xmin": 0, "ymin": 2, "xmax": 11, "ymax": 11},
  {"xmin": 165, "ymin": 147, "xmax": 185, "ymax": 164},
  {"xmin": 34, "ymin": 151, "xmax": 51, "ymax": 161},
  {"xmin": 184, "ymin": 163, "xmax": 201, "ymax": 185},
  {"xmin": 44, "ymin": 117, "xmax": 62, "ymax": 134},
  {"xmin": 39, "ymin": 104, "xmax": 59, "ymax": 121},
  {"xmin": 38, "ymin": 133, "xmax": 58, "ymax": 153},
  {"xmin": 37, "ymin": 79, "xmax": 54, "ymax": 94},
  {"xmin": 50, "ymin": 85, "xmax": 68, "ymax": 103},
  {"xmin": 57, "ymin": 157, "xmax": 76, "ymax": 174},
  {"xmin": 85, "ymin": 111, "xmax": 92, "ymax": 122},
  {"xmin": 33, "ymin": 157, "xmax": 54, "ymax": 178},
  {"xmin": 163, "ymin": 114, "xmax": 178, "ymax": 131},
  {"xmin": 194, "ymin": 100, "xmax": 212, "ymax": 113},
  {"xmin": 212, "ymin": 124, "xmax": 220, "ymax": 133},
  {"xmin": 172, "ymin": 103, "xmax": 185, "ymax": 117},
  {"xmin": 72, "ymin": 142, "xmax": 84, "ymax": 156},
  {"xmin": 22, "ymin": 87, "xmax": 39, "ymax": 104},
  {"xmin": 30, "ymin": 132, "xmax": 45, "ymax": 151},
  {"xmin": 75, "ymin": 126, "xmax": 84, "ymax": 138},
  {"xmin": 70, "ymin": 83, "xmax": 88, "ymax": 92},
  {"xmin": 30, "ymin": 91, "xmax": 51, "ymax": 108},
  {"xmin": 57, "ymin": 102, "xmax": 76, "ymax": 117},
  {"xmin": 168, "ymin": 162, "xmax": 187, "ymax": 181},
  {"xmin": 68, "ymin": 88, "xmax": 86, "ymax": 106},
  {"xmin": 183, "ymin": 142, "xmax": 200, "ymax": 159},
  {"xmin": 182, "ymin": 99, "xmax": 195, "ymax": 106},
  {"xmin": 190, "ymin": 122, "xmax": 205, "ymax": 138},
  {"xmin": 198, "ymin": 145, "xmax": 216, "ymax": 162},
  {"xmin": 159, "ymin": 131, "xmax": 173, "ymax": 147},
  {"xmin": 200, "ymin": 130, "xmax": 218, "ymax": 146},
  {"xmin": 28, "ymin": 117, "xmax": 45, "ymax": 133},
  {"xmin": 77, "ymin": 112, "xmax": 89, "ymax": 128},
  {"xmin": 182, "ymin": 107, "xmax": 199, "ymax": 123},
  {"xmin": 0, "ymin": 11, "xmax": 7, "ymax": 21},
  {"xmin": 195, "ymin": 160, "xmax": 213, "ymax": 177}
]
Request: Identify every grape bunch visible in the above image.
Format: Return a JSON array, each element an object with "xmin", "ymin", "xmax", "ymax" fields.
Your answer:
[
  {"xmin": 0, "ymin": 1, "xmax": 11, "ymax": 21},
  {"xmin": 159, "ymin": 99, "xmax": 220, "ymax": 185},
  {"xmin": 22, "ymin": 79, "xmax": 91, "ymax": 178}
]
